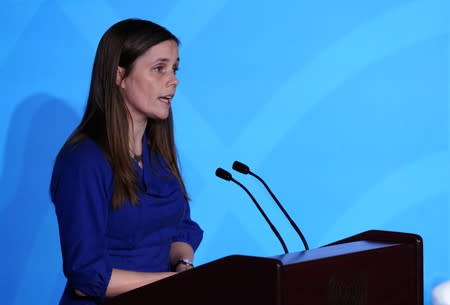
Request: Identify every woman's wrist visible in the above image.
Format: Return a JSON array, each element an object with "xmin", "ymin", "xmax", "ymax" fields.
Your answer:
[{"xmin": 173, "ymin": 258, "xmax": 194, "ymax": 272}]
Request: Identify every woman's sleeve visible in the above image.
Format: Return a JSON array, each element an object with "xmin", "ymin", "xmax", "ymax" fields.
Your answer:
[
  {"xmin": 173, "ymin": 200, "xmax": 203, "ymax": 251},
  {"xmin": 50, "ymin": 143, "xmax": 113, "ymax": 298}
]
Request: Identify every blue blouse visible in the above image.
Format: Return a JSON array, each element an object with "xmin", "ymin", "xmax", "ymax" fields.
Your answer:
[{"xmin": 50, "ymin": 136, "xmax": 203, "ymax": 305}]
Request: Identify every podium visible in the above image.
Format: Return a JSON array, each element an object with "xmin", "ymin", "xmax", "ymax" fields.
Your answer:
[{"xmin": 104, "ymin": 230, "xmax": 423, "ymax": 305}]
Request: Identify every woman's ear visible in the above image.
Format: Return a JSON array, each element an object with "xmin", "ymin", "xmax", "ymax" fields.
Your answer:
[{"xmin": 116, "ymin": 66, "xmax": 126, "ymax": 88}]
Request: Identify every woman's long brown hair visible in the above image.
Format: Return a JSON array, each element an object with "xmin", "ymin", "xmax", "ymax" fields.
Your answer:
[{"xmin": 63, "ymin": 19, "xmax": 188, "ymax": 209}]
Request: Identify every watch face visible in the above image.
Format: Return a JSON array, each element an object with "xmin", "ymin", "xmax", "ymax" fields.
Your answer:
[{"xmin": 176, "ymin": 259, "xmax": 193, "ymax": 268}]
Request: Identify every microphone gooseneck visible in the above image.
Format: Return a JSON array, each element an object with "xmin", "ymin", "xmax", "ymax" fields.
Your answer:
[
  {"xmin": 215, "ymin": 167, "xmax": 289, "ymax": 254},
  {"xmin": 232, "ymin": 161, "xmax": 310, "ymax": 250}
]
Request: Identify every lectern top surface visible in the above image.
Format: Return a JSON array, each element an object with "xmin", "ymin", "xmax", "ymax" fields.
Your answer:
[{"xmin": 271, "ymin": 240, "xmax": 399, "ymax": 265}]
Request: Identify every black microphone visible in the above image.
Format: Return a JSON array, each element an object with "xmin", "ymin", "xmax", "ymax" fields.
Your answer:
[
  {"xmin": 232, "ymin": 161, "xmax": 309, "ymax": 250},
  {"xmin": 215, "ymin": 167, "xmax": 289, "ymax": 254}
]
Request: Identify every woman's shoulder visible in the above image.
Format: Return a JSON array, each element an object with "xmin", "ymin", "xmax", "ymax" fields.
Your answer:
[
  {"xmin": 55, "ymin": 136, "xmax": 110, "ymax": 172},
  {"xmin": 51, "ymin": 136, "xmax": 113, "ymax": 200}
]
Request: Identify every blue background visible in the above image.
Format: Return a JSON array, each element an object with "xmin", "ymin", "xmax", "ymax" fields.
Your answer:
[{"xmin": 0, "ymin": 1, "xmax": 448, "ymax": 304}]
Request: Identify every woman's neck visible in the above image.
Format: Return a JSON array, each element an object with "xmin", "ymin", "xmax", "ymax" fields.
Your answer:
[{"xmin": 129, "ymin": 119, "xmax": 147, "ymax": 157}]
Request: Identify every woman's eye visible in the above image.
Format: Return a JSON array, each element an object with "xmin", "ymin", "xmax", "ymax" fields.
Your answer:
[
  {"xmin": 173, "ymin": 67, "xmax": 179, "ymax": 74},
  {"xmin": 153, "ymin": 66, "xmax": 164, "ymax": 72}
]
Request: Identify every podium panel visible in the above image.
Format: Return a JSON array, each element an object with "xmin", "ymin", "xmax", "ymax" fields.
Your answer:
[{"xmin": 105, "ymin": 230, "xmax": 423, "ymax": 305}]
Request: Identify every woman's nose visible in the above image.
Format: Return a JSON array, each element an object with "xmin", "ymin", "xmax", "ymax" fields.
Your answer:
[{"xmin": 167, "ymin": 73, "xmax": 179, "ymax": 87}]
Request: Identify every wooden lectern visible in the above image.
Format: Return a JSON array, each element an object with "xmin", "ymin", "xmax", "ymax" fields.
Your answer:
[{"xmin": 104, "ymin": 230, "xmax": 423, "ymax": 305}]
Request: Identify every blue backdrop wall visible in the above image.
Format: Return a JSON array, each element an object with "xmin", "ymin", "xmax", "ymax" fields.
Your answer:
[{"xmin": 0, "ymin": 1, "xmax": 448, "ymax": 304}]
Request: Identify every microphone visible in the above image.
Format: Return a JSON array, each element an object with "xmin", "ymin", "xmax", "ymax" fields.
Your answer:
[
  {"xmin": 215, "ymin": 167, "xmax": 289, "ymax": 254},
  {"xmin": 232, "ymin": 161, "xmax": 309, "ymax": 250}
]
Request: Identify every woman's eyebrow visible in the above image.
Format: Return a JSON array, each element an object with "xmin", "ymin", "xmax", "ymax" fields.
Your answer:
[{"xmin": 153, "ymin": 57, "xmax": 180, "ymax": 64}]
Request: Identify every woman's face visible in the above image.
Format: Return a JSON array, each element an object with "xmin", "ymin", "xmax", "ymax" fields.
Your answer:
[{"xmin": 117, "ymin": 39, "xmax": 179, "ymax": 124}]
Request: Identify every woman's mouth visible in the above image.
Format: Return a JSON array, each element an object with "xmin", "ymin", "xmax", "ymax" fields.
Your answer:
[{"xmin": 159, "ymin": 95, "xmax": 173, "ymax": 105}]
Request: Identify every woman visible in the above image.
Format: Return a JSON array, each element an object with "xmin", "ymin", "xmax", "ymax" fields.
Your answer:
[{"xmin": 50, "ymin": 19, "xmax": 203, "ymax": 305}]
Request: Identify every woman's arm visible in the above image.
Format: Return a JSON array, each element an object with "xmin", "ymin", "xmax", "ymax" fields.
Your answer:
[
  {"xmin": 105, "ymin": 269, "xmax": 175, "ymax": 297},
  {"xmin": 76, "ymin": 269, "xmax": 175, "ymax": 297},
  {"xmin": 169, "ymin": 198, "xmax": 203, "ymax": 272},
  {"xmin": 170, "ymin": 241, "xmax": 194, "ymax": 272}
]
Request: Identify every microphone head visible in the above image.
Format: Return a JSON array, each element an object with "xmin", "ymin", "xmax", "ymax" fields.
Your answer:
[
  {"xmin": 215, "ymin": 167, "xmax": 233, "ymax": 181},
  {"xmin": 232, "ymin": 160, "xmax": 250, "ymax": 174}
]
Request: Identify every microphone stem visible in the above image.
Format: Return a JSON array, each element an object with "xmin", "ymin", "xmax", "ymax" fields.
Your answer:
[
  {"xmin": 249, "ymin": 171, "xmax": 309, "ymax": 250},
  {"xmin": 232, "ymin": 178, "xmax": 289, "ymax": 254}
]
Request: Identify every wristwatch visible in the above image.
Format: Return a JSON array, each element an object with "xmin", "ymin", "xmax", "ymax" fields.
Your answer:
[{"xmin": 174, "ymin": 258, "xmax": 194, "ymax": 269}]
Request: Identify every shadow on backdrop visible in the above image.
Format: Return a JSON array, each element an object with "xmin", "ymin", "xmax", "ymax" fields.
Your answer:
[{"xmin": 0, "ymin": 94, "xmax": 79, "ymax": 304}]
